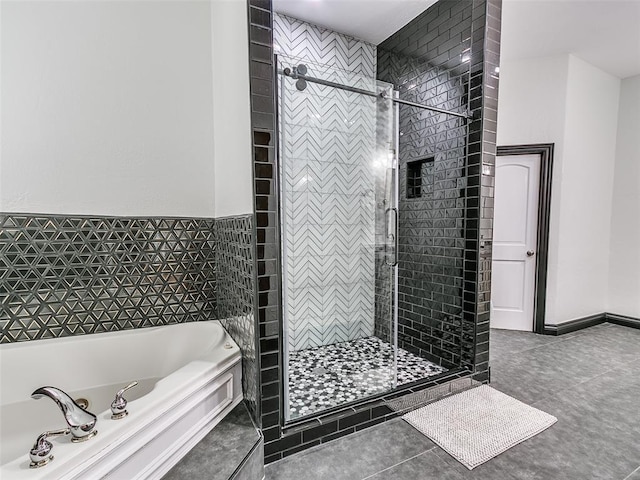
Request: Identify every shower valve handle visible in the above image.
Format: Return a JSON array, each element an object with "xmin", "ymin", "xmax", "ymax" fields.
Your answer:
[{"xmin": 111, "ymin": 381, "xmax": 138, "ymax": 420}]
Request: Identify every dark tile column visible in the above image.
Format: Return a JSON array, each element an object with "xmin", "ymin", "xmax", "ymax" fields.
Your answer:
[
  {"xmin": 468, "ymin": 0, "xmax": 502, "ymax": 382},
  {"xmin": 377, "ymin": 0, "xmax": 474, "ymax": 372},
  {"xmin": 246, "ymin": 0, "xmax": 280, "ymax": 444}
]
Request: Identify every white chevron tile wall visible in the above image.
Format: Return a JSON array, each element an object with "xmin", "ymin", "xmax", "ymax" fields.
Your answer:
[
  {"xmin": 274, "ymin": 14, "xmax": 375, "ymax": 78},
  {"xmin": 275, "ymin": 13, "xmax": 379, "ymax": 351}
]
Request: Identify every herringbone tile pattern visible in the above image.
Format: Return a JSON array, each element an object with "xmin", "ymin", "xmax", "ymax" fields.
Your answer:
[
  {"xmin": 275, "ymin": 14, "xmax": 383, "ymax": 350},
  {"xmin": 274, "ymin": 14, "xmax": 375, "ymax": 79}
]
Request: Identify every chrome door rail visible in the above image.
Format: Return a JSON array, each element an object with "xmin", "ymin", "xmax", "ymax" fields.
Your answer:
[{"xmin": 280, "ymin": 65, "xmax": 471, "ymax": 120}]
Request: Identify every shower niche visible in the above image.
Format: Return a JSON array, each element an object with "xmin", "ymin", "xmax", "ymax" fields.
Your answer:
[{"xmin": 274, "ymin": 6, "xmax": 476, "ymax": 421}]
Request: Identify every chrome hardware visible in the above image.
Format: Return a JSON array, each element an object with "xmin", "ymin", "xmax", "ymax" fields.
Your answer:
[
  {"xmin": 281, "ymin": 64, "xmax": 471, "ymax": 120},
  {"xmin": 527, "ymin": 250, "xmax": 535, "ymax": 257},
  {"xmin": 384, "ymin": 207, "xmax": 399, "ymax": 267},
  {"xmin": 31, "ymin": 387, "xmax": 97, "ymax": 442},
  {"xmin": 110, "ymin": 381, "xmax": 138, "ymax": 420},
  {"xmin": 29, "ymin": 428, "xmax": 70, "ymax": 468}
]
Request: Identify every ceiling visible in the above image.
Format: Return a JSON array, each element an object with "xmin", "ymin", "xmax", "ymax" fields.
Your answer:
[
  {"xmin": 501, "ymin": 0, "xmax": 640, "ymax": 79},
  {"xmin": 272, "ymin": 0, "xmax": 438, "ymax": 45},
  {"xmin": 272, "ymin": 0, "xmax": 640, "ymax": 79}
]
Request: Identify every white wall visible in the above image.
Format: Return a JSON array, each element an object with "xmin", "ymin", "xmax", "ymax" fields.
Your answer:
[
  {"xmin": 496, "ymin": 55, "xmax": 569, "ymax": 326},
  {"xmin": 0, "ymin": 0, "xmax": 253, "ymax": 218},
  {"xmin": 553, "ymin": 56, "xmax": 620, "ymax": 322},
  {"xmin": 608, "ymin": 75, "xmax": 640, "ymax": 317},
  {"xmin": 497, "ymin": 54, "xmax": 621, "ymax": 325},
  {"xmin": 211, "ymin": 0, "xmax": 254, "ymax": 218}
]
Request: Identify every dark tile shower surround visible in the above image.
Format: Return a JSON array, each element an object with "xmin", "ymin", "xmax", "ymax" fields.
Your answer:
[
  {"xmin": 247, "ymin": 0, "xmax": 501, "ymax": 463},
  {"xmin": 0, "ymin": 213, "xmax": 258, "ymax": 421},
  {"xmin": 377, "ymin": 2, "xmax": 473, "ymax": 371}
]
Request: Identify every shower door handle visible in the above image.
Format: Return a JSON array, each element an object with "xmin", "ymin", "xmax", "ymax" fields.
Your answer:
[{"xmin": 385, "ymin": 207, "xmax": 399, "ymax": 267}]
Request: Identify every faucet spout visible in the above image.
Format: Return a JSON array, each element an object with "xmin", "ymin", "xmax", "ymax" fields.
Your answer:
[{"xmin": 31, "ymin": 386, "xmax": 98, "ymax": 442}]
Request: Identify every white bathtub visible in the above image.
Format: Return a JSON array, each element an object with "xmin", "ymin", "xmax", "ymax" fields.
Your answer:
[{"xmin": 0, "ymin": 320, "xmax": 243, "ymax": 479}]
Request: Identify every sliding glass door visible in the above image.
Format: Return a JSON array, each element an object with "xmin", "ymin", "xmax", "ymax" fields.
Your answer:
[{"xmin": 277, "ymin": 55, "xmax": 399, "ymax": 420}]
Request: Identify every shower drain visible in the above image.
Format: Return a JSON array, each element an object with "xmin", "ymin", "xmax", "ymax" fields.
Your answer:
[{"xmin": 311, "ymin": 367, "xmax": 329, "ymax": 376}]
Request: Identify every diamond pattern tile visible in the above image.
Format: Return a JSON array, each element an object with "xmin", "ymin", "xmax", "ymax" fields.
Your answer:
[
  {"xmin": 0, "ymin": 212, "xmax": 258, "ymax": 423},
  {"xmin": 0, "ymin": 214, "xmax": 216, "ymax": 343},
  {"xmin": 215, "ymin": 215, "xmax": 258, "ymax": 423}
]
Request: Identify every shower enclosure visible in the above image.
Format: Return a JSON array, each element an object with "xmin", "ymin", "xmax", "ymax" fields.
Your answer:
[{"xmin": 277, "ymin": 56, "xmax": 448, "ymax": 420}]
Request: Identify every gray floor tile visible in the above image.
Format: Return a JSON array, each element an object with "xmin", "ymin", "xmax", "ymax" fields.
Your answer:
[
  {"xmin": 546, "ymin": 324, "xmax": 640, "ymax": 364},
  {"xmin": 431, "ymin": 447, "xmax": 526, "ymax": 480},
  {"xmin": 490, "ymin": 325, "xmax": 640, "ymax": 405},
  {"xmin": 490, "ymin": 352, "xmax": 592, "ymax": 405},
  {"xmin": 265, "ymin": 419, "xmax": 436, "ymax": 480},
  {"xmin": 164, "ymin": 403, "xmax": 260, "ymax": 480},
  {"xmin": 489, "ymin": 329, "xmax": 572, "ymax": 360},
  {"xmin": 624, "ymin": 466, "xmax": 640, "ymax": 480},
  {"xmin": 489, "ymin": 323, "xmax": 615, "ymax": 361},
  {"xmin": 363, "ymin": 450, "xmax": 463, "ymax": 480},
  {"xmin": 268, "ymin": 324, "xmax": 640, "ymax": 480},
  {"xmin": 482, "ymin": 416, "xmax": 632, "ymax": 480},
  {"xmin": 484, "ymin": 330, "xmax": 640, "ymax": 480},
  {"xmin": 525, "ymin": 364, "xmax": 640, "ymax": 479}
]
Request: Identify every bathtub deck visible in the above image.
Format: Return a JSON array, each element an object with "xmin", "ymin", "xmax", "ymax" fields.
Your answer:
[{"xmin": 163, "ymin": 402, "xmax": 263, "ymax": 480}]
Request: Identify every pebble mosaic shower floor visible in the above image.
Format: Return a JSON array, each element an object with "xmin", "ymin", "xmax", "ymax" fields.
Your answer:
[{"xmin": 287, "ymin": 336, "xmax": 447, "ymax": 419}]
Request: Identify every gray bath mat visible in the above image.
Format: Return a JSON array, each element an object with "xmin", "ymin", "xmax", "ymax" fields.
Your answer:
[{"xmin": 402, "ymin": 385, "xmax": 557, "ymax": 470}]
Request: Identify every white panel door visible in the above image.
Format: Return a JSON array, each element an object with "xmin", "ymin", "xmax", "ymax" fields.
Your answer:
[{"xmin": 491, "ymin": 154, "xmax": 540, "ymax": 331}]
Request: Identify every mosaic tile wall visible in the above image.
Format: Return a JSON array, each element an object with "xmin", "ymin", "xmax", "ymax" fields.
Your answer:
[
  {"xmin": 274, "ymin": 14, "xmax": 378, "ymax": 350},
  {"xmin": 216, "ymin": 215, "xmax": 259, "ymax": 423},
  {"xmin": 376, "ymin": 1, "xmax": 473, "ymax": 370},
  {"xmin": 0, "ymin": 214, "xmax": 216, "ymax": 343},
  {"xmin": 248, "ymin": 0, "xmax": 501, "ymax": 462},
  {"xmin": 0, "ymin": 212, "xmax": 259, "ymax": 423}
]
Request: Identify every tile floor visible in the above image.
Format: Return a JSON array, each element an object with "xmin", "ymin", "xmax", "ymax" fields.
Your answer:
[
  {"xmin": 165, "ymin": 403, "xmax": 262, "ymax": 480},
  {"xmin": 288, "ymin": 336, "xmax": 447, "ymax": 418},
  {"xmin": 267, "ymin": 323, "xmax": 640, "ymax": 479}
]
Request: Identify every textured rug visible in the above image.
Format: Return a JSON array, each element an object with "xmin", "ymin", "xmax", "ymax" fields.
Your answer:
[{"xmin": 402, "ymin": 385, "xmax": 557, "ymax": 470}]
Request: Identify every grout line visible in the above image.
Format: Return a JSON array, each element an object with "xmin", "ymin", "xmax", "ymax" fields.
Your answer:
[
  {"xmin": 360, "ymin": 449, "xmax": 435, "ymax": 480},
  {"xmin": 491, "ymin": 323, "xmax": 632, "ymax": 361},
  {"xmin": 623, "ymin": 465, "xmax": 640, "ymax": 480},
  {"xmin": 489, "ymin": 332, "xmax": 583, "ymax": 359},
  {"xmin": 528, "ymin": 356, "xmax": 640, "ymax": 408}
]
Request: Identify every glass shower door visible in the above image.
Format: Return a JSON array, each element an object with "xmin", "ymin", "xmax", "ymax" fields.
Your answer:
[{"xmin": 277, "ymin": 55, "xmax": 399, "ymax": 420}]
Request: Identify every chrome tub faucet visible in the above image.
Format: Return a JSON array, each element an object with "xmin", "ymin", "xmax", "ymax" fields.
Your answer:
[{"xmin": 31, "ymin": 386, "xmax": 98, "ymax": 442}]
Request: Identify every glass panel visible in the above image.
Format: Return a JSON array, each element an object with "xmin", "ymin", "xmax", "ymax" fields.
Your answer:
[{"xmin": 277, "ymin": 55, "xmax": 398, "ymax": 420}]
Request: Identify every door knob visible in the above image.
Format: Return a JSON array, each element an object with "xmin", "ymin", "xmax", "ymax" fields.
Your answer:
[{"xmin": 526, "ymin": 250, "xmax": 535, "ymax": 257}]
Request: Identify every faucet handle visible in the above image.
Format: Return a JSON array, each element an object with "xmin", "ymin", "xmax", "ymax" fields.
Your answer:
[
  {"xmin": 110, "ymin": 381, "xmax": 138, "ymax": 420},
  {"xmin": 29, "ymin": 428, "xmax": 70, "ymax": 468}
]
